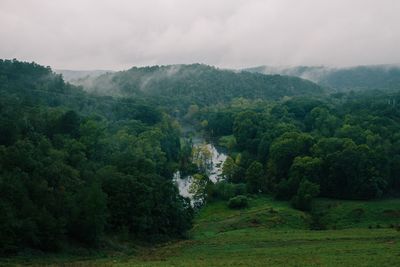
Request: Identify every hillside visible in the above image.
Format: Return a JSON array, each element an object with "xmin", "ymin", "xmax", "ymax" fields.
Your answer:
[
  {"xmin": 55, "ymin": 69, "xmax": 113, "ymax": 82},
  {"xmin": 5, "ymin": 197, "xmax": 400, "ymax": 266},
  {"xmin": 0, "ymin": 59, "xmax": 193, "ymax": 255},
  {"xmin": 245, "ymin": 64, "xmax": 400, "ymax": 92},
  {"xmin": 2, "ymin": 59, "xmax": 400, "ymax": 266},
  {"xmin": 72, "ymin": 64, "xmax": 324, "ymax": 110}
]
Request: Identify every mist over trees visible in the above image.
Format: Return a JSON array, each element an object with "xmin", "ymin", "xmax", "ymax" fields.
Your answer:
[
  {"xmin": 245, "ymin": 64, "xmax": 400, "ymax": 92},
  {"xmin": 69, "ymin": 64, "xmax": 324, "ymax": 115},
  {"xmin": 0, "ymin": 59, "xmax": 193, "ymax": 254},
  {"xmin": 2, "ymin": 58, "xmax": 400, "ymax": 255}
]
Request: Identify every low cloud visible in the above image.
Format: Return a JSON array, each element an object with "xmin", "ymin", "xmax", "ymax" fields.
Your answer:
[{"xmin": 0, "ymin": 0, "xmax": 399, "ymax": 70}]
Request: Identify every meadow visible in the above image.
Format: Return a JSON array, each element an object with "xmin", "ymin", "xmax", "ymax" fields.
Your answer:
[{"xmin": 3, "ymin": 197, "xmax": 400, "ymax": 266}]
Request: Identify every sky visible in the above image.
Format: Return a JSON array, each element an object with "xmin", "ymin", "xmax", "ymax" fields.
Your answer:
[{"xmin": 0, "ymin": 0, "xmax": 399, "ymax": 70}]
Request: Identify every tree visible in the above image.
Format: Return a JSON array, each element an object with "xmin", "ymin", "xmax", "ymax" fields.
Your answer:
[
  {"xmin": 57, "ymin": 110, "xmax": 81, "ymax": 137},
  {"xmin": 291, "ymin": 179, "xmax": 320, "ymax": 211},
  {"xmin": 206, "ymin": 111, "xmax": 233, "ymax": 136},
  {"xmin": 245, "ymin": 161, "xmax": 265, "ymax": 193},
  {"xmin": 192, "ymin": 144, "xmax": 213, "ymax": 174},
  {"xmin": 289, "ymin": 156, "xmax": 322, "ymax": 185},
  {"xmin": 233, "ymin": 111, "xmax": 260, "ymax": 153},
  {"xmin": 69, "ymin": 182, "xmax": 107, "ymax": 245},
  {"xmin": 228, "ymin": 195, "xmax": 248, "ymax": 209},
  {"xmin": 222, "ymin": 156, "xmax": 238, "ymax": 182},
  {"xmin": 0, "ymin": 59, "xmax": 198, "ymax": 254},
  {"xmin": 267, "ymin": 132, "xmax": 314, "ymax": 184},
  {"xmin": 276, "ymin": 156, "xmax": 323, "ymax": 200},
  {"xmin": 323, "ymin": 144, "xmax": 386, "ymax": 199},
  {"xmin": 185, "ymin": 104, "xmax": 199, "ymax": 120},
  {"xmin": 218, "ymin": 135, "xmax": 236, "ymax": 152},
  {"xmin": 306, "ymin": 107, "xmax": 339, "ymax": 136},
  {"xmin": 189, "ymin": 173, "xmax": 212, "ymax": 207}
]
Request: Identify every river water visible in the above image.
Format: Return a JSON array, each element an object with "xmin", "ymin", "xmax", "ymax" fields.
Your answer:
[{"xmin": 173, "ymin": 140, "xmax": 228, "ymax": 199}]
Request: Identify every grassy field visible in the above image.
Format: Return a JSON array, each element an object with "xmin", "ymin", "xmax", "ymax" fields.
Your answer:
[{"xmin": 2, "ymin": 197, "xmax": 400, "ymax": 266}]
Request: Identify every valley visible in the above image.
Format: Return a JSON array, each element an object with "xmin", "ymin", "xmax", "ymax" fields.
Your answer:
[{"xmin": 1, "ymin": 59, "xmax": 400, "ymax": 267}]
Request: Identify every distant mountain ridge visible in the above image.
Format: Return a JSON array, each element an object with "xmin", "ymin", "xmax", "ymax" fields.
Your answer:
[
  {"xmin": 244, "ymin": 64, "xmax": 400, "ymax": 91},
  {"xmin": 70, "ymin": 63, "xmax": 324, "ymax": 108},
  {"xmin": 55, "ymin": 69, "xmax": 113, "ymax": 82}
]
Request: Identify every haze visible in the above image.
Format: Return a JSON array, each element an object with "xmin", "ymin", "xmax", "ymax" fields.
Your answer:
[{"xmin": 1, "ymin": 0, "xmax": 399, "ymax": 70}]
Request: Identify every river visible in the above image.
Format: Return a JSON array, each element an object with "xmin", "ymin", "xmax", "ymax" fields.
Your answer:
[{"xmin": 173, "ymin": 132, "xmax": 228, "ymax": 199}]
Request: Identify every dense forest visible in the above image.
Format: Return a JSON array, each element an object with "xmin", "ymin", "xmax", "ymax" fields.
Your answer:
[
  {"xmin": 196, "ymin": 91, "xmax": 400, "ymax": 210},
  {"xmin": 1, "ymin": 59, "xmax": 400, "ymax": 256},
  {"xmin": 0, "ymin": 59, "xmax": 193, "ymax": 254},
  {"xmin": 245, "ymin": 64, "xmax": 400, "ymax": 92},
  {"xmin": 66, "ymin": 62, "xmax": 400, "ymax": 211},
  {"xmin": 71, "ymin": 64, "xmax": 324, "ymax": 115}
]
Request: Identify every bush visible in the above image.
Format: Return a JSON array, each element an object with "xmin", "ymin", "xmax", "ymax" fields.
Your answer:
[
  {"xmin": 211, "ymin": 182, "xmax": 247, "ymax": 201},
  {"xmin": 275, "ymin": 174, "xmax": 304, "ymax": 201},
  {"xmin": 228, "ymin": 195, "xmax": 249, "ymax": 209},
  {"xmin": 233, "ymin": 183, "xmax": 247, "ymax": 196},
  {"xmin": 291, "ymin": 179, "xmax": 320, "ymax": 211}
]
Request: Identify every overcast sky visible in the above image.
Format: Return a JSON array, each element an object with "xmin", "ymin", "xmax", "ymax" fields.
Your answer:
[{"xmin": 1, "ymin": 0, "xmax": 399, "ymax": 70}]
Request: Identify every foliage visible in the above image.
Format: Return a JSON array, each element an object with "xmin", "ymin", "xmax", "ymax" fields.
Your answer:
[
  {"xmin": 74, "ymin": 64, "xmax": 324, "ymax": 116},
  {"xmin": 291, "ymin": 179, "xmax": 320, "ymax": 211},
  {"xmin": 200, "ymin": 89, "xmax": 400, "ymax": 208},
  {"xmin": 0, "ymin": 60, "xmax": 193, "ymax": 254},
  {"xmin": 221, "ymin": 156, "xmax": 238, "ymax": 182},
  {"xmin": 245, "ymin": 161, "xmax": 265, "ymax": 193},
  {"xmin": 227, "ymin": 195, "xmax": 249, "ymax": 209},
  {"xmin": 5, "ymin": 198, "xmax": 400, "ymax": 266},
  {"xmin": 246, "ymin": 64, "xmax": 400, "ymax": 92},
  {"xmin": 189, "ymin": 173, "xmax": 212, "ymax": 207},
  {"xmin": 192, "ymin": 144, "xmax": 213, "ymax": 174},
  {"xmin": 218, "ymin": 135, "xmax": 236, "ymax": 152},
  {"xmin": 3, "ymin": 58, "xmax": 400, "ymax": 258},
  {"xmin": 210, "ymin": 181, "xmax": 247, "ymax": 201}
]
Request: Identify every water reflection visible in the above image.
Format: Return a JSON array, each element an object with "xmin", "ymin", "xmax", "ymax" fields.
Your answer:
[{"xmin": 174, "ymin": 142, "xmax": 227, "ymax": 199}]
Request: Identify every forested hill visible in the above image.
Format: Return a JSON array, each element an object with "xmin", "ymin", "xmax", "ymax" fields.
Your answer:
[
  {"xmin": 55, "ymin": 69, "xmax": 113, "ymax": 82},
  {"xmin": 0, "ymin": 59, "xmax": 193, "ymax": 254},
  {"xmin": 72, "ymin": 64, "xmax": 324, "ymax": 107},
  {"xmin": 245, "ymin": 64, "xmax": 400, "ymax": 92}
]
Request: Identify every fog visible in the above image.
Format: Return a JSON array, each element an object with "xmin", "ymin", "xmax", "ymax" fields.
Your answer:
[{"xmin": 1, "ymin": 0, "xmax": 399, "ymax": 70}]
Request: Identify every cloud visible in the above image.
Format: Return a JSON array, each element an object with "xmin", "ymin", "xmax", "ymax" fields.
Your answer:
[{"xmin": 0, "ymin": 0, "xmax": 399, "ymax": 70}]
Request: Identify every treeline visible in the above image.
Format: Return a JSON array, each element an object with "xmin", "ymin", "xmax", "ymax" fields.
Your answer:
[
  {"xmin": 72, "ymin": 63, "xmax": 324, "ymax": 116},
  {"xmin": 197, "ymin": 92, "xmax": 400, "ymax": 210},
  {"xmin": 0, "ymin": 59, "xmax": 193, "ymax": 254},
  {"xmin": 319, "ymin": 65, "xmax": 400, "ymax": 91},
  {"xmin": 245, "ymin": 64, "xmax": 400, "ymax": 92}
]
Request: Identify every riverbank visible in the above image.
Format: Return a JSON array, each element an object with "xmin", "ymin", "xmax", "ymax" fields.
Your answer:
[{"xmin": 174, "ymin": 124, "xmax": 228, "ymax": 199}]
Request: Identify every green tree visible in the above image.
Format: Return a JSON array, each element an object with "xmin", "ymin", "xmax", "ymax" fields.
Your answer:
[
  {"xmin": 291, "ymin": 179, "xmax": 320, "ymax": 211},
  {"xmin": 69, "ymin": 182, "xmax": 107, "ymax": 245},
  {"xmin": 245, "ymin": 161, "xmax": 265, "ymax": 193},
  {"xmin": 222, "ymin": 156, "xmax": 238, "ymax": 182},
  {"xmin": 192, "ymin": 144, "xmax": 213, "ymax": 174},
  {"xmin": 189, "ymin": 173, "xmax": 212, "ymax": 207},
  {"xmin": 267, "ymin": 132, "xmax": 314, "ymax": 184}
]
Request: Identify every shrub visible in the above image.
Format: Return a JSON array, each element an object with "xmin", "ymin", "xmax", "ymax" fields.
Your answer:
[
  {"xmin": 291, "ymin": 179, "xmax": 320, "ymax": 211},
  {"xmin": 211, "ymin": 182, "xmax": 247, "ymax": 201},
  {"xmin": 228, "ymin": 195, "xmax": 248, "ymax": 209},
  {"xmin": 233, "ymin": 183, "xmax": 247, "ymax": 196}
]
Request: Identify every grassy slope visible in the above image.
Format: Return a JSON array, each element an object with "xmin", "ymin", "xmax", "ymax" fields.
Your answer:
[
  {"xmin": 314, "ymin": 198, "xmax": 400, "ymax": 229},
  {"xmin": 3, "ymin": 197, "xmax": 400, "ymax": 266}
]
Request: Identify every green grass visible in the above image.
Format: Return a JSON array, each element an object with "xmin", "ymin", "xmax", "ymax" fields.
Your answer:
[
  {"xmin": 313, "ymin": 198, "xmax": 400, "ymax": 229},
  {"xmin": 2, "ymin": 197, "xmax": 400, "ymax": 266},
  {"xmin": 192, "ymin": 196, "xmax": 311, "ymax": 239}
]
